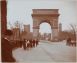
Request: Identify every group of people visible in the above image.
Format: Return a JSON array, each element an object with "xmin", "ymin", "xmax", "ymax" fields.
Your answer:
[
  {"xmin": 66, "ymin": 37, "xmax": 76, "ymax": 46},
  {"xmin": 1, "ymin": 29, "xmax": 39, "ymax": 62},
  {"xmin": 22, "ymin": 39, "xmax": 39, "ymax": 50}
]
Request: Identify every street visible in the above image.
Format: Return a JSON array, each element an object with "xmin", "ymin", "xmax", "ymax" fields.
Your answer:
[{"xmin": 12, "ymin": 40, "xmax": 76, "ymax": 63}]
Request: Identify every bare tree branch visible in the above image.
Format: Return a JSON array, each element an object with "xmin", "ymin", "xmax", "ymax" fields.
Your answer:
[{"xmin": 70, "ymin": 24, "xmax": 76, "ymax": 41}]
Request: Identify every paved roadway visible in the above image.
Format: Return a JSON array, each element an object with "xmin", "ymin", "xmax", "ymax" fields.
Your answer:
[{"xmin": 12, "ymin": 40, "xmax": 76, "ymax": 63}]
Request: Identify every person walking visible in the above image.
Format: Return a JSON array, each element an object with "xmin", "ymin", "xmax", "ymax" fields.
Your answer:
[
  {"xmin": 36, "ymin": 39, "xmax": 39, "ymax": 47},
  {"xmin": 31, "ymin": 39, "xmax": 34, "ymax": 47},
  {"xmin": 22, "ymin": 39, "xmax": 26, "ymax": 50},
  {"xmin": 67, "ymin": 37, "xmax": 71, "ymax": 46},
  {"xmin": 33, "ymin": 39, "xmax": 35, "ymax": 47},
  {"xmin": 27, "ymin": 40, "xmax": 30, "ymax": 50}
]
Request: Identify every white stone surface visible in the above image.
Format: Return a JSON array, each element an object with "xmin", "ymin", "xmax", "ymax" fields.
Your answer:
[{"xmin": 12, "ymin": 40, "xmax": 76, "ymax": 63}]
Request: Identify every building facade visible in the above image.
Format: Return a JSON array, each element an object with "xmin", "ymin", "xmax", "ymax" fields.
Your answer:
[
  {"xmin": 21, "ymin": 25, "xmax": 33, "ymax": 40},
  {"xmin": 24, "ymin": 25, "xmax": 30, "ymax": 33}
]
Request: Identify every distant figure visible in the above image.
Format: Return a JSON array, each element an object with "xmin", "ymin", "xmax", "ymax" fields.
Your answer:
[
  {"xmin": 1, "ymin": 30, "xmax": 16, "ymax": 62},
  {"xmin": 36, "ymin": 39, "xmax": 39, "ymax": 47},
  {"xmin": 29, "ymin": 40, "xmax": 33, "ymax": 48},
  {"xmin": 34, "ymin": 39, "xmax": 37, "ymax": 47},
  {"xmin": 22, "ymin": 39, "xmax": 26, "ymax": 50},
  {"xmin": 27, "ymin": 40, "xmax": 30, "ymax": 49},
  {"xmin": 33, "ymin": 39, "xmax": 35, "ymax": 47},
  {"xmin": 31, "ymin": 39, "xmax": 34, "ymax": 47},
  {"xmin": 71, "ymin": 40, "xmax": 76, "ymax": 46},
  {"xmin": 67, "ymin": 37, "xmax": 71, "ymax": 46},
  {"xmin": 19, "ymin": 40, "xmax": 23, "ymax": 48},
  {"xmin": 25, "ymin": 40, "xmax": 28, "ymax": 49}
]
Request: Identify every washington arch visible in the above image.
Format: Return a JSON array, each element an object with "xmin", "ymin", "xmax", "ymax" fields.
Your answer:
[{"xmin": 32, "ymin": 9, "xmax": 60, "ymax": 41}]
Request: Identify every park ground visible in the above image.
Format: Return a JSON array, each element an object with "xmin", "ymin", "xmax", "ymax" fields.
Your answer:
[{"xmin": 13, "ymin": 40, "xmax": 76, "ymax": 63}]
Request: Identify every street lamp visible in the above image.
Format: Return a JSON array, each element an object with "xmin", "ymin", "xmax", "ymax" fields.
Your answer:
[{"xmin": 76, "ymin": 26, "xmax": 77, "ymax": 45}]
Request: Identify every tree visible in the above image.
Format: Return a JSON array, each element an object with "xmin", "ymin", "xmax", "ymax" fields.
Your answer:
[
  {"xmin": 15, "ymin": 21, "xmax": 19, "ymax": 28},
  {"xmin": 70, "ymin": 24, "xmax": 76, "ymax": 42},
  {"xmin": 14, "ymin": 21, "xmax": 21, "ymax": 41}
]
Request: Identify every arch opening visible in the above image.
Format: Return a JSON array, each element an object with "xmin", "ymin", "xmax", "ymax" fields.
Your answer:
[{"xmin": 39, "ymin": 22, "xmax": 52, "ymax": 41}]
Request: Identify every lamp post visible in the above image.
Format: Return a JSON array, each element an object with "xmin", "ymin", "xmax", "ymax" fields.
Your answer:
[{"xmin": 76, "ymin": 26, "xmax": 77, "ymax": 45}]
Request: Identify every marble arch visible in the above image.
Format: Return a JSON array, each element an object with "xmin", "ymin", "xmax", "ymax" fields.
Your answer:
[{"xmin": 32, "ymin": 9, "xmax": 60, "ymax": 41}]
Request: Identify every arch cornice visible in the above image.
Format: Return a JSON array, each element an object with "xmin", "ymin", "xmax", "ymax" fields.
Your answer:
[{"xmin": 32, "ymin": 14, "xmax": 60, "ymax": 17}]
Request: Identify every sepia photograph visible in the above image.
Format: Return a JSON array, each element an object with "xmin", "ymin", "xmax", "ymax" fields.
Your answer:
[{"xmin": 0, "ymin": 0, "xmax": 77, "ymax": 63}]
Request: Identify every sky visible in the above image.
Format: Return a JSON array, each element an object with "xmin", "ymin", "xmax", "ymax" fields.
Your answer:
[{"xmin": 7, "ymin": 0, "xmax": 77, "ymax": 33}]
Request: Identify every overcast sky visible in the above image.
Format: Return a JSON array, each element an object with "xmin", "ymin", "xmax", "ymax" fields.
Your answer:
[{"xmin": 7, "ymin": 0, "xmax": 77, "ymax": 33}]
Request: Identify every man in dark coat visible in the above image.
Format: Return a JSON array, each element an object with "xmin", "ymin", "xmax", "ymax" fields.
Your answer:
[
  {"xmin": 67, "ymin": 37, "xmax": 71, "ymax": 46},
  {"xmin": 22, "ymin": 39, "xmax": 26, "ymax": 50},
  {"xmin": 34, "ymin": 39, "xmax": 38, "ymax": 47},
  {"xmin": 1, "ymin": 30, "xmax": 16, "ymax": 62},
  {"xmin": 33, "ymin": 39, "xmax": 35, "ymax": 47}
]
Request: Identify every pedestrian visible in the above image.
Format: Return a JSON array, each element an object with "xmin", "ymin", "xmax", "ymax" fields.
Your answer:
[
  {"xmin": 34, "ymin": 39, "xmax": 36, "ymax": 47},
  {"xmin": 1, "ymin": 29, "xmax": 16, "ymax": 62},
  {"xmin": 25, "ymin": 39, "xmax": 27, "ymax": 49},
  {"xmin": 29, "ymin": 40, "xmax": 32, "ymax": 48},
  {"xmin": 19, "ymin": 40, "xmax": 23, "ymax": 48},
  {"xmin": 36, "ymin": 39, "xmax": 39, "ymax": 47},
  {"xmin": 22, "ymin": 39, "xmax": 26, "ymax": 50},
  {"xmin": 32, "ymin": 39, "xmax": 33, "ymax": 47},
  {"xmin": 27, "ymin": 40, "xmax": 30, "ymax": 50},
  {"xmin": 33, "ymin": 39, "xmax": 35, "ymax": 47},
  {"xmin": 67, "ymin": 37, "xmax": 71, "ymax": 46}
]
